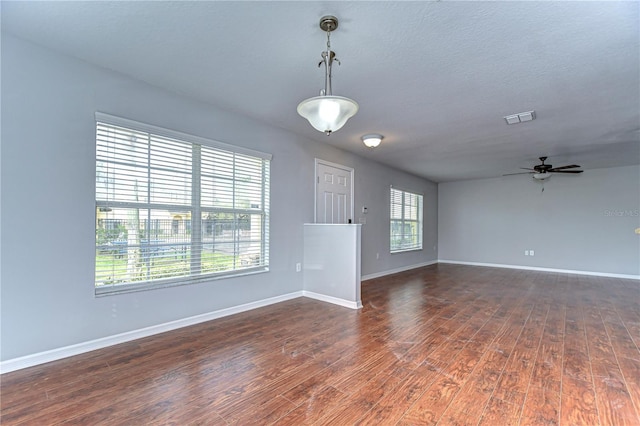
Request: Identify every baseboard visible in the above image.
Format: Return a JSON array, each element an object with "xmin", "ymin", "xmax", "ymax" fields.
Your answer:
[
  {"xmin": 361, "ymin": 260, "xmax": 438, "ymax": 281},
  {"xmin": 302, "ymin": 291, "xmax": 362, "ymax": 310},
  {"xmin": 0, "ymin": 291, "xmax": 304, "ymax": 374},
  {"xmin": 438, "ymin": 260, "xmax": 640, "ymax": 280}
]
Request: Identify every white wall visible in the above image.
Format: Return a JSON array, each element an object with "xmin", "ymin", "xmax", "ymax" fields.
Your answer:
[
  {"xmin": 438, "ymin": 165, "xmax": 640, "ymax": 276},
  {"xmin": 0, "ymin": 35, "xmax": 437, "ymax": 362},
  {"xmin": 303, "ymin": 224, "xmax": 362, "ymax": 309}
]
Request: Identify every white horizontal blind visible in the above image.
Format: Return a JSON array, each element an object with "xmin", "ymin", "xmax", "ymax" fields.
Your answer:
[
  {"xmin": 390, "ymin": 187, "xmax": 423, "ymax": 252},
  {"xmin": 95, "ymin": 115, "xmax": 270, "ymax": 294}
]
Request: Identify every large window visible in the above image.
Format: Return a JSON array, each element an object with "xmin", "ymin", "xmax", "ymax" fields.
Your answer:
[
  {"xmin": 95, "ymin": 113, "xmax": 270, "ymax": 295},
  {"xmin": 390, "ymin": 187, "xmax": 423, "ymax": 253}
]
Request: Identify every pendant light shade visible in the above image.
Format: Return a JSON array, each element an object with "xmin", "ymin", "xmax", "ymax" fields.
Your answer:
[
  {"xmin": 297, "ymin": 95, "xmax": 359, "ymax": 134},
  {"xmin": 297, "ymin": 15, "xmax": 358, "ymax": 135}
]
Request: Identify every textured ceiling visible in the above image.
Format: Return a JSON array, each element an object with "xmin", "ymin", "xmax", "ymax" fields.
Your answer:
[{"xmin": 2, "ymin": 1, "xmax": 639, "ymax": 182}]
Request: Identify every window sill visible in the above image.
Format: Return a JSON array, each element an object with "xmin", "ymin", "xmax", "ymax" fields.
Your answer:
[
  {"xmin": 95, "ymin": 267, "xmax": 269, "ymax": 297},
  {"xmin": 390, "ymin": 248, "xmax": 423, "ymax": 254}
]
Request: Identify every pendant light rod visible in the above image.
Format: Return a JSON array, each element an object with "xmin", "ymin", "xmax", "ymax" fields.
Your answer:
[
  {"xmin": 320, "ymin": 50, "xmax": 337, "ymax": 96},
  {"xmin": 319, "ymin": 16, "xmax": 339, "ymax": 97}
]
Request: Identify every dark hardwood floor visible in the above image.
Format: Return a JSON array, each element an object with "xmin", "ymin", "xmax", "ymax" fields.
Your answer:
[{"xmin": 2, "ymin": 264, "xmax": 639, "ymax": 425}]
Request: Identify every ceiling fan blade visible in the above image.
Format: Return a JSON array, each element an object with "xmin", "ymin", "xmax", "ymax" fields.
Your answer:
[
  {"xmin": 552, "ymin": 170, "xmax": 583, "ymax": 173},
  {"xmin": 503, "ymin": 172, "xmax": 534, "ymax": 176},
  {"xmin": 520, "ymin": 168, "xmax": 535, "ymax": 171},
  {"xmin": 548, "ymin": 165, "xmax": 580, "ymax": 171}
]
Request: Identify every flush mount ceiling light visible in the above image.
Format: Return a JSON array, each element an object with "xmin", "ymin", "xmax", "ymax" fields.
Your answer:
[
  {"xmin": 361, "ymin": 134, "xmax": 383, "ymax": 148},
  {"xmin": 297, "ymin": 16, "xmax": 359, "ymax": 136}
]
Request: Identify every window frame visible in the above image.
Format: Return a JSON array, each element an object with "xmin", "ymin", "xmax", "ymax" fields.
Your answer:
[
  {"xmin": 389, "ymin": 186, "xmax": 423, "ymax": 253},
  {"xmin": 95, "ymin": 112, "xmax": 271, "ymax": 296}
]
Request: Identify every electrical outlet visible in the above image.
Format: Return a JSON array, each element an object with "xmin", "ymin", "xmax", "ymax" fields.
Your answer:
[
  {"xmin": 530, "ymin": 250, "xmax": 535, "ymax": 256},
  {"xmin": 296, "ymin": 262, "xmax": 301, "ymax": 272},
  {"xmin": 525, "ymin": 250, "xmax": 529, "ymax": 256}
]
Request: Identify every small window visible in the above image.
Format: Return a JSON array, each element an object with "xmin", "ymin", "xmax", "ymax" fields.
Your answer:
[
  {"xmin": 95, "ymin": 113, "xmax": 271, "ymax": 295},
  {"xmin": 390, "ymin": 187, "xmax": 423, "ymax": 253}
]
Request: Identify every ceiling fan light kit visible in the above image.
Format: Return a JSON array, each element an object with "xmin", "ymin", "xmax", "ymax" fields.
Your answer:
[
  {"xmin": 297, "ymin": 15, "xmax": 359, "ymax": 136},
  {"xmin": 532, "ymin": 172, "xmax": 552, "ymax": 181}
]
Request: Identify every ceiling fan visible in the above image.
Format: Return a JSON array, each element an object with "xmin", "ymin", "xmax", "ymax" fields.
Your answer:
[{"xmin": 503, "ymin": 156, "xmax": 584, "ymax": 180}]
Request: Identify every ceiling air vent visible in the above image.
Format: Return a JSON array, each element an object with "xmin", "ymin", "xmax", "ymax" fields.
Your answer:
[{"xmin": 504, "ymin": 110, "xmax": 536, "ymax": 125}]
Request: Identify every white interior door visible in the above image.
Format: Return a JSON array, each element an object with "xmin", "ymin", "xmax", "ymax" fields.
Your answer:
[{"xmin": 315, "ymin": 159, "xmax": 354, "ymax": 224}]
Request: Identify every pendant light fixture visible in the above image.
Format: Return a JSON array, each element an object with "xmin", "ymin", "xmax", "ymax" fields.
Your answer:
[{"xmin": 297, "ymin": 16, "xmax": 359, "ymax": 136}]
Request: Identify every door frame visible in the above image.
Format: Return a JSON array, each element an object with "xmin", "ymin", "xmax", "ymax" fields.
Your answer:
[{"xmin": 314, "ymin": 158, "xmax": 355, "ymax": 224}]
